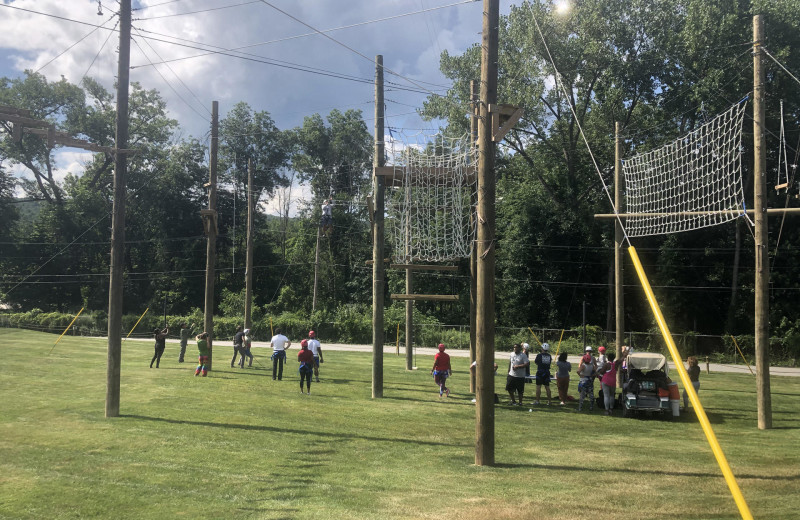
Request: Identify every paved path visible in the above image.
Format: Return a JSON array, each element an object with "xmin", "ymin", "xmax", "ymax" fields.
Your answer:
[{"xmin": 176, "ymin": 339, "xmax": 800, "ymax": 377}]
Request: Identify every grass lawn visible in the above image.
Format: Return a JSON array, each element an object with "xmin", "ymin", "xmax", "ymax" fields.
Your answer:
[{"xmin": 1, "ymin": 329, "xmax": 799, "ymax": 519}]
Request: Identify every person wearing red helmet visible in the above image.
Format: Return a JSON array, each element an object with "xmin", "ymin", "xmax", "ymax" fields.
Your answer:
[
  {"xmin": 297, "ymin": 339, "xmax": 315, "ymax": 394},
  {"xmin": 307, "ymin": 330, "xmax": 324, "ymax": 382},
  {"xmin": 431, "ymin": 343, "xmax": 452, "ymax": 397}
]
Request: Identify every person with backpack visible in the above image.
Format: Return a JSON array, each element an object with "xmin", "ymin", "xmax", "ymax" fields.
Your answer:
[
  {"xmin": 297, "ymin": 339, "xmax": 315, "ymax": 394},
  {"xmin": 270, "ymin": 329, "xmax": 291, "ymax": 380},
  {"xmin": 431, "ymin": 343, "xmax": 452, "ymax": 398},
  {"xmin": 533, "ymin": 343, "xmax": 553, "ymax": 405}
]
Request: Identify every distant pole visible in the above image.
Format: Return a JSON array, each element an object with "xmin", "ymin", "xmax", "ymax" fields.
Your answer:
[
  {"xmin": 163, "ymin": 293, "xmax": 167, "ymax": 328},
  {"xmin": 405, "ymin": 182, "xmax": 414, "ymax": 370},
  {"xmin": 312, "ymin": 225, "xmax": 321, "ymax": 311},
  {"xmin": 753, "ymin": 14, "xmax": 772, "ymax": 429},
  {"xmin": 244, "ymin": 158, "xmax": 254, "ymax": 330},
  {"xmin": 469, "ymin": 79, "xmax": 478, "ymax": 394},
  {"xmin": 475, "ymin": 0, "xmax": 498, "ymax": 467},
  {"xmin": 204, "ymin": 101, "xmax": 219, "ymax": 369},
  {"xmin": 372, "ymin": 55, "xmax": 385, "ymax": 398},
  {"xmin": 105, "ymin": 0, "xmax": 131, "ymax": 419},
  {"xmin": 615, "ymin": 121, "xmax": 624, "ymax": 357}
]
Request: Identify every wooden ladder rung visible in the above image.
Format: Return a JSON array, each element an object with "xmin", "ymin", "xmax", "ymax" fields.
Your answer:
[{"xmin": 775, "ymin": 183, "xmax": 789, "ymax": 190}]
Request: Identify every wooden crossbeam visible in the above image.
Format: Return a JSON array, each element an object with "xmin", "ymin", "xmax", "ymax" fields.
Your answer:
[
  {"xmin": 389, "ymin": 264, "xmax": 459, "ymax": 271},
  {"xmin": 365, "ymin": 258, "xmax": 391, "ymax": 265},
  {"xmin": 594, "ymin": 208, "xmax": 800, "ymax": 219},
  {"xmin": 20, "ymin": 127, "xmax": 135, "ymax": 154},
  {"xmin": 489, "ymin": 104, "xmax": 524, "ymax": 142},
  {"xmin": 0, "ymin": 105, "xmax": 34, "ymax": 118},
  {"xmin": 390, "ymin": 294, "xmax": 459, "ymax": 302}
]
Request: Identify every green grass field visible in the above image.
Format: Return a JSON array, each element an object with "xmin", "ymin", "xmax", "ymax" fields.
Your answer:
[{"xmin": 1, "ymin": 329, "xmax": 798, "ymax": 519}]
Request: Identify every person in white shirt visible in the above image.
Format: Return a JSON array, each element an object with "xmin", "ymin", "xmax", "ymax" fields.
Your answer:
[
  {"xmin": 307, "ymin": 330, "xmax": 324, "ymax": 382},
  {"xmin": 505, "ymin": 343, "xmax": 529, "ymax": 406},
  {"xmin": 321, "ymin": 199, "xmax": 333, "ymax": 237},
  {"xmin": 270, "ymin": 329, "xmax": 291, "ymax": 380}
]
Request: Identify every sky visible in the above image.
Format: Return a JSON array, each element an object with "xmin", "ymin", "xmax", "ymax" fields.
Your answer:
[{"xmin": 0, "ymin": 0, "xmax": 509, "ymax": 214}]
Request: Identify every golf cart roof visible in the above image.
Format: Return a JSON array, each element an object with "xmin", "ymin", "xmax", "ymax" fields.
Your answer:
[{"xmin": 627, "ymin": 352, "xmax": 668, "ymax": 374}]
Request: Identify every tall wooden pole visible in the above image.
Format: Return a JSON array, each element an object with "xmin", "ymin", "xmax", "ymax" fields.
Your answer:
[
  {"xmin": 469, "ymin": 79, "xmax": 479, "ymax": 394},
  {"xmin": 372, "ymin": 55, "xmax": 385, "ymax": 398},
  {"xmin": 614, "ymin": 121, "xmax": 624, "ymax": 357},
  {"xmin": 475, "ymin": 0, "xmax": 498, "ymax": 466},
  {"xmin": 312, "ymin": 226, "xmax": 321, "ymax": 311},
  {"xmin": 204, "ymin": 101, "xmax": 219, "ymax": 369},
  {"xmin": 105, "ymin": 0, "xmax": 131, "ymax": 418},
  {"xmin": 753, "ymin": 14, "xmax": 772, "ymax": 430},
  {"xmin": 244, "ymin": 158, "xmax": 254, "ymax": 330},
  {"xmin": 405, "ymin": 180, "xmax": 414, "ymax": 370}
]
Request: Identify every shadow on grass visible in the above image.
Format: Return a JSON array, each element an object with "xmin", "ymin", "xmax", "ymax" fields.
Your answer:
[
  {"xmin": 494, "ymin": 462, "xmax": 800, "ymax": 481},
  {"xmin": 121, "ymin": 414, "xmax": 469, "ymax": 447}
]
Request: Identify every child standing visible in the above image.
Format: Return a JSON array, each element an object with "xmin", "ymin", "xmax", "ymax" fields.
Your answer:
[
  {"xmin": 195, "ymin": 332, "xmax": 210, "ymax": 377},
  {"xmin": 297, "ymin": 340, "xmax": 315, "ymax": 394},
  {"xmin": 431, "ymin": 343, "xmax": 452, "ymax": 397}
]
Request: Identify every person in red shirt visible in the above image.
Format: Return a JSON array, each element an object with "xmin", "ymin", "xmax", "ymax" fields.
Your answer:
[
  {"xmin": 431, "ymin": 343, "xmax": 452, "ymax": 397},
  {"xmin": 297, "ymin": 340, "xmax": 315, "ymax": 394}
]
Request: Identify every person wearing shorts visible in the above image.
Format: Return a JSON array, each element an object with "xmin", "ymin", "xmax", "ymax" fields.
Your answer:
[
  {"xmin": 431, "ymin": 343, "xmax": 452, "ymax": 397},
  {"xmin": 195, "ymin": 332, "xmax": 210, "ymax": 377},
  {"xmin": 505, "ymin": 343, "xmax": 529, "ymax": 406},
  {"xmin": 533, "ymin": 343, "xmax": 553, "ymax": 405},
  {"xmin": 307, "ymin": 330, "xmax": 323, "ymax": 382}
]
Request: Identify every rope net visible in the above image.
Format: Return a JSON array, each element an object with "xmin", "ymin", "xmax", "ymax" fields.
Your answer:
[
  {"xmin": 622, "ymin": 100, "xmax": 747, "ymax": 237},
  {"xmin": 384, "ymin": 131, "xmax": 477, "ymax": 263}
]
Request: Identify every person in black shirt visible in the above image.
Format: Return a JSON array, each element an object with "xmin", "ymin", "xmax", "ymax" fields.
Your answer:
[
  {"xmin": 231, "ymin": 326, "xmax": 244, "ymax": 368},
  {"xmin": 150, "ymin": 327, "xmax": 169, "ymax": 368},
  {"xmin": 533, "ymin": 343, "xmax": 553, "ymax": 405},
  {"xmin": 683, "ymin": 355, "xmax": 701, "ymax": 410}
]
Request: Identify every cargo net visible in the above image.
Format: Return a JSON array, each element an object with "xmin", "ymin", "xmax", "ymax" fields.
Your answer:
[
  {"xmin": 622, "ymin": 100, "xmax": 747, "ymax": 237},
  {"xmin": 384, "ymin": 131, "xmax": 477, "ymax": 263}
]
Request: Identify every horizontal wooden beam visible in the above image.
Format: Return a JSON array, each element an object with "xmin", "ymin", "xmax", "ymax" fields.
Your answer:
[
  {"xmin": 365, "ymin": 258, "xmax": 391, "ymax": 265},
  {"xmin": 390, "ymin": 294, "xmax": 459, "ymax": 301},
  {"xmin": 0, "ymin": 105, "xmax": 32, "ymax": 117},
  {"xmin": 594, "ymin": 208, "xmax": 800, "ymax": 219},
  {"xmin": 389, "ymin": 264, "xmax": 459, "ymax": 271},
  {"xmin": 0, "ymin": 113, "xmax": 47, "ymax": 127},
  {"xmin": 21, "ymin": 127, "xmax": 135, "ymax": 154}
]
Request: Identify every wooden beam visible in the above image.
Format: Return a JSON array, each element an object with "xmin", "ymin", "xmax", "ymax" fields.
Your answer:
[
  {"xmin": 390, "ymin": 294, "xmax": 459, "ymax": 301},
  {"xmin": 21, "ymin": 127, "xmax": 135, "ymax": 154},
  {"xmin": 0, "ymin": 113, "xmax": 51, "ymax": 128},
  {"xmin": 365, "ymin": 258, "xmax": 391, "ymax": 265},
  {"xmin": 0, "ymin": 105, "xmax": 32, "ymax": 117},
  {"xmin": 594, "ymin": 208, "xmax": 800, "ymax": 219},
  {"xmin": 489, "ymin": 104, "xmax": 523, "ymax": 142},
  {"xmin": 389, "ymin": 264, "xmax": 459, "ymax": 271}
]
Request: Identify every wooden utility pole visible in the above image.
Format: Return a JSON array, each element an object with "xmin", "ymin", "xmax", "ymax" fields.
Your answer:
[
  {"xmin": 475, "ymin": 0, "xmax": 499, "ymax": 466},
  {"xmin": 615, "ymin": 122, "xmax": 624, "ymax": 357},
  {"xmin": 470, "ymin": 79, "xmax": 479, "ymax": 393},
  {"xmin": 372, "ymin": 55, "xmax": 385, "ymax": 398},
  {"xmin": 105, "ymin": 0, "xmax": 131, "ymax": 419},
  {"xmin": 203, "ymin": 101, "xmax": 219, "ymax": 369},
  {"xmin": 244, "ymin": 158, "xmax": 254, "ymax": 330},
  {"xmin": 753, "ymin": 14, "xmax": 772, "ymax": 429},
  {"xmin": 405, "ymin": 184, "xmax": 414, "ymax": 370},
  {"xmin": 312, "ymin": 226, "xmax": 321, "ymax": 311}
]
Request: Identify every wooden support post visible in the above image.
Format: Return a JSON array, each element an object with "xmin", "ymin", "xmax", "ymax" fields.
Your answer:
[
  {"xmin": 753, "ymin": 14, "xmax": 772, "ymax": 429},
  {"xmin": 615, "ymin": 121, "xmax": 625, "ymax": 385},
  {"xmin": 313, "ymin": 225, "xmax": 321, "ymax": 311},
  {"xmin": 105, "ymin": 0, "xmax": 131, "ymax": 418},
  {"xmin": 204, "ymin": 101, "xmax": 219, "ymax": 370},
  {"xmin": 405, "ymin": 265, "xmax": 414, "ymax": 370},
  {"xmin": 244, "ymin": 158, "xmax": 254, "ymax": 330},
  {"xmin": 470, "ymin": 79, "xmax": 478, "ymax": 394},
  {"xmin": 475, "ymin": 0, "xmax": 498, "ymax": 467},
  {"xmin": 372, "ymin": 55, "xmax": 385, "ymax": 399}
]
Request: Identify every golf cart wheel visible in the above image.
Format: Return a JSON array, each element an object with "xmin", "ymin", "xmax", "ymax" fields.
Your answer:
[{"xmin": 622, "ymin": 404, "xmax": 630, "ymax": 418}]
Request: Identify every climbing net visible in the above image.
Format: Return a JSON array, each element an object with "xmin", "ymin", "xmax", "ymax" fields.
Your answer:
[
  {"xmin": 622, "ymin": 100, "xmax": 748, "ymax": 237},
  {"xmin": 384, "ymin": 131, "xmax": 478, "ymax": 263}
]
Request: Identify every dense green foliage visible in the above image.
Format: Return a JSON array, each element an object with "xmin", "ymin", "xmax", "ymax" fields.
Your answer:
[
  {"xmin": 2, "ymin": 1, "xmax": 800, "ymax": 354},
  {"xmin": 1, "ymin": 329, "xmax": 800, "ymax": 519}
]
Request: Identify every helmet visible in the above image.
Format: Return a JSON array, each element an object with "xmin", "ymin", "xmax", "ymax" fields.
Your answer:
[
  {"xmin": 522, "ymin": 342, "xmax": 530, "ymax": 351},
  {"xmin": 598, "ymin": 346, "xmax": 606, "ymax": 353},
  {"xmin": 437, "ymin": 343, "xmax": 446, "ymax": 352},
  {"xmin": 585, "ymin": 346, "xmax": 593, "ymax": 352},
  {"xmin": 541, "ymin": 343, "xmax": 550, "ymax": 351},
  {"xmin": 243, "ymin": 328, "xmax": 250, "ymax": 335},
  {"xmin": 308, "ymin": 330, "xmax": 316, "ymax": 338},
  {"xmin": 301, "ymin": 339, "xmax": 309, "ymax": 348}
]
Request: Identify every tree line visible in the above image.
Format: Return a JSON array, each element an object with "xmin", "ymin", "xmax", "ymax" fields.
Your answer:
[{"xmin": 2, "ymin": 0, "xmax": 800, "ymax": 359}]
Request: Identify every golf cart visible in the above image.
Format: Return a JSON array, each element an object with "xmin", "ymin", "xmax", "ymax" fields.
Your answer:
[{"xmin": 619, "ymin": 352, "xmax": 678, "ymax": 418}]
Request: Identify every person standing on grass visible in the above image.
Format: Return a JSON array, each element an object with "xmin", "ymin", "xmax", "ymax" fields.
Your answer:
[
  {"xmin": 506, "ymin": 343, "xmax": 529, "ymax": 406},
  {"xmin": 307, "ymin": 330, "xmax": 323, "ymax": 382},
  {"xmin": 555, "ymin": 351, "xmax": 571, "ymax": 405},
  {"xmin": 150, "ymin": 326, "xmax": 169, "ymax": 368},
  {"xmin": 431, "ymin": 343, "xmax": 452, "ymax": 398},
  {"xmin": 297, "ymin": 339, "xmax": 315, "ymax": 394},
  {"xmin": 270, "ymin": 328, "xmax": 291, "ymax": 380},
  {"xmin": 683, "ymin": 356, "xmax": 701, "ymax": 410},
  {"xmin": 195, "ymin": 332, "xmax": 210, "ymax": 376},
  {"xmin": 577, "ymin": 346, "xmax": 597, "ymax": 411},
  {"xmin": 178, "ymin": 322, "xmax": 194, "ymax": 363},
  {"xmin": 596, "ymin": 346, "xmax": 608, "ymax": 373},
  {"xmin": 598, "ymin": 351, "xmax": 627, "ymax": 415},
  {"xmin": 522, "ymin": 343, "xmax": 532, "ymax": 380},
  {"xmin": 238, "ymin": 329, "xmax": 254, "ymax": 368},
  {"xmin": 231, "ymin": 326, "xmax": 244, "ymax": 368},
  {"xmin": 533, "ymin": 343, "xmax": 553, "ymax": 405}
]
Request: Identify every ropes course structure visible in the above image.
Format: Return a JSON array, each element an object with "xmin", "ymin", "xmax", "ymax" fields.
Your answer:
[
  {"xmin": 621, "ymin": 99, "xmax": 749, "ymax": 237},
  {"xmin": 381, "ymin": 130, "xmax": 477, "ymax": 264}
]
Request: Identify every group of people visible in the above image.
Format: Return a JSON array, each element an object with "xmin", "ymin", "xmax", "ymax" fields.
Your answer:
[{"xmin": 148, "ymin": 324, "xmax": 325, "ymax": 391}]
